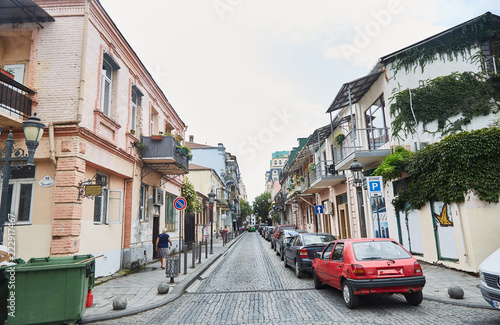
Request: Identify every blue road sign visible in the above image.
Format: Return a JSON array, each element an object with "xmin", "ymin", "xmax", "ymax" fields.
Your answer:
[
  {"xmin": 174, "ymin": 197, "xmax": 187, "ymax": 210},
  {"xmin": 367, "ymin": 176, "xmax": 383, "ymax": 198},
  {"xmin": 315, "ymin": 205, "xmax": 324, "ymax": 214}
]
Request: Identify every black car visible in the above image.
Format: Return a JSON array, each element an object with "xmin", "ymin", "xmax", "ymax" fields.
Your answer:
[{"xmin": 283, "ymin": 233, "xmax": 336, "ymax": 278}]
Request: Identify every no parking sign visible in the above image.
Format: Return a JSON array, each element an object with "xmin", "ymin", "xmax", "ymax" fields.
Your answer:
[{"xmin": 174, "ymin": 197, "xmax": 187, "ymax": 210}]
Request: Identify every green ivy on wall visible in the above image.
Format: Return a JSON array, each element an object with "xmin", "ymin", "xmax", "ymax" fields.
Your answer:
[
  {"xmin": 383, "ymin": 12, "xmax": 500, "ymax": 74},
  {"xmin": 390, "ymin": 71, "xmax": 500, "ymax": 139},
  {"xmin": 372, "ymin": 146, "xmax": 413, "ymax": 184},
  {"xmin": 181, "ymin": 177, "xmax": 202, "ymax": 213},
  {"xmin": 388, "ymin": 128, "xmax": 500, "ymax": 213}
]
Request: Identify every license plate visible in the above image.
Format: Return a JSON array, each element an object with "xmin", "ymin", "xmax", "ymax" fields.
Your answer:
[{"xmin": 492, "ymin": 300, "xmax": 500, "ymax": 309}]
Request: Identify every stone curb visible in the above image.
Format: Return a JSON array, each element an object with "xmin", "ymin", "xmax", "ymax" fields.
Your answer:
[
  {"xmin": 82, "ymin": 233, "xmax": 245, "ymax": 323},
  {"xmin": 423, "ymin": 295, "xmax": 495, "ymax": 310}
]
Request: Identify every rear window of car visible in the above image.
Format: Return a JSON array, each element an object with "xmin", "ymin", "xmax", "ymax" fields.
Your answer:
[
  {"xmin": 353, "ymin": 241, "xmax": 412, "ymax": 261},
  {"xmin": 302, "ymin": 234, "xmax": 335, "ymax": 245}
]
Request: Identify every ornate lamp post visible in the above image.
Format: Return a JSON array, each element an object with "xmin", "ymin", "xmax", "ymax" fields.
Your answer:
[
  {"xmin": 0, "ymin": 114, "xmax": 45, "ymax": 244},
  {"xmin": 208, "ymin": 191, "xmax": 215, "ymax": 254},
  {"xmin": 349, "ymin": 158, "xmax": 367, "ymax": 238}
]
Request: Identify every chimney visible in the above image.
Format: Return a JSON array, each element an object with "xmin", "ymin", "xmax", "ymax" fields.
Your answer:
[{"xmin": 189, "ymin": 135, "xmax": 194, "ymax": 142}]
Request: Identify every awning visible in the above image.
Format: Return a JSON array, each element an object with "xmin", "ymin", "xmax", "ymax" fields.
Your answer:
[
  {"xmin": 0, "ymin": 0, "xmax": 55, "ymax": 26},
  {"xmin": 326, "ymin": 70, "xmax": 384, "ymax": 113}
]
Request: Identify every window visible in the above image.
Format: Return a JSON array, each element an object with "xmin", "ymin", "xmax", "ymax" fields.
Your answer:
[
  {"xmin": 130, "ymin": 85, "xmax": 142, "ymax": 132},
  {"xmin": 150, "ymin": 112, "xmax": 155, "ymax": 135},
  {"xmin": 139, "ymin": 185, "xmax": 147, "ymax": 222},
  {"xmin": 93, "ymin": 174, "xmax": 108, "ymax": 223},
  {"xmin": 165, "ymin": 193, "xmax": 176, "ymax": 231},
  {"xmin": 3, "ymin": 166, "xmax": 36, "ymax": 224},
  {"xmin": 322, "ymin": 243, "xmax": 335, "ymax": 260},
  {"xmin": 331, "ymin": 242, "xmax": 344, "ymax": 261},
  {"xmin": 100, "ymin": 52, "xmax": 120, "ymax": 117},
  {"xmin": 365, "ymin": 96, "xmax": 388, "ymax": 149}
]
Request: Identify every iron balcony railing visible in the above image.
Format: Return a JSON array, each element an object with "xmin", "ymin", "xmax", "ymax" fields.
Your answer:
[
  {"xmin": 333, "ymin": 127, "xmax": 389, "ymax": 162},
  {"xmin": 0, "ymin": 73, "xmax": 34, "ymax": 119},
  {"xmin": 308, "ymin": 160, "xmax": 337, "ymax": 184}
]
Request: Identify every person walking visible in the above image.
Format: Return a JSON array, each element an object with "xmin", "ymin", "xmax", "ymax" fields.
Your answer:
[{"xmin": 156, "ymin": 228, "xmax": 172, "ymax": 270}]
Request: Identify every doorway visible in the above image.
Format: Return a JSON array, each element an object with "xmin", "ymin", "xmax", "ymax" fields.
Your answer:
[
  {"xmin": 152, "ymin": 216, "xmax": 159, "ymax": 259},
  {"xmin": 338, "ymin": 203, "xmax": 350, "ymax": 239}
]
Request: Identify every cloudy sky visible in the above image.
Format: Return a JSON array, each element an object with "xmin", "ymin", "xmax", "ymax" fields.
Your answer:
[{"xmin": 99, "ymin": 0, "xmax": 500, "ymax": 203}]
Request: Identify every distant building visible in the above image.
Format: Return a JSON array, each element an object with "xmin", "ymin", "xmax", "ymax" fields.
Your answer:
[{"xmin": 264, "ymin": 151, "xmax": 289, "ymax": 199}]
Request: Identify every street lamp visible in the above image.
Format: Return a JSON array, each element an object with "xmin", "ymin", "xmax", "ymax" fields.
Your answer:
[
  {"xmin": 0, "ymin": 113, "xmax": 45, "ymax": 244},
  {"xmin": 349, "ymin": 158, "xmax": 367, "ymax": 238},
  {"xmin": 208, "ymin": 191, "xmax": 215, "ymax": 254},
  {"xmin": 293, "ymin": 199, "xmax": 298, "ymax": 227}
]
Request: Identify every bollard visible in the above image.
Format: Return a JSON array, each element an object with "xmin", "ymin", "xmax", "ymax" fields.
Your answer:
[
  {"xmin": 191, "ymin": 242, "xmax": 196, "ymax": 268},
  {"xmin": 183, "ymin": 244, "xmax": 188, "ymax": 275},
  {"xmin": 198, "ymin": 241, "xmax": 202, "ymax": 264},
  {"xmin": 205, "ymin": 237, "xmax": 208, "ymax": 258}
]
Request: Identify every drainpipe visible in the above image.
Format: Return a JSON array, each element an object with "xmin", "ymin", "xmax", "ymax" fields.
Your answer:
[{"xmin": 49, "ymin": 122, "xmax": 56, "ymax": 167}]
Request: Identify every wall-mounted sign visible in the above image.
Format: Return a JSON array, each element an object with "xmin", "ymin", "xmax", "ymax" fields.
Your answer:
[
  {"xmin": 38, "ymin": 175, "xmax": 55, "ymax": 188},
  {"xmin": 85, "ymin": 184, "xmax": 103, "ymax": 197}
]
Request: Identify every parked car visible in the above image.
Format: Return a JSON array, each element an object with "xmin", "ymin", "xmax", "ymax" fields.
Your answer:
[
  {"xmin": 283, "ymin": 233, "xmax": 336, "ymax": 278},
  {"xmin": 311, "ymin": 238, "xmax": 426, "ymax": 309},
  {"xmin": 261, "ymin": 226, "xmax": 269, "ymax": 237},
  {"xmin": 271, "ymin": 225, "xmax": 297, "ymax": 250},
  {"xmin": 265, "ymin": 227, "xmax": 275, "ymax": 241},
  {"xmin": 258, "ymin": 225, "xmax": 266, "ymax": 235},
  {"xmin": 275, "ymin": 230, "xmax": 306, "ymax": 258},
  {"xmin": 479, "ymin": 248, "xmax": 500, "ymax": 310}
]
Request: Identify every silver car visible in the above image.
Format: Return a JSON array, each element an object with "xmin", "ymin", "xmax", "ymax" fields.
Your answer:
[{"xmin": 479, "ymin": 248, "xmax": 500, "ymax": 310}]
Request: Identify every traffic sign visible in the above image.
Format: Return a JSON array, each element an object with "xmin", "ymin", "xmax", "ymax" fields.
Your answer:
[
  {"xmin": 315, "ymin": 205, "xmax": 324, "ymax": 214},
  {"xmin": 367, "ymin": 176, "xmax": 383, "ymax": 198},
  {"xmin": 174, "ymin": 197, "xmax": 187, "ymax": 210}
]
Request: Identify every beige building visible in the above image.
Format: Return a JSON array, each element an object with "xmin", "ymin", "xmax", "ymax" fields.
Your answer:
[{"xmin": 0, "ymin": 0, "xmax": 190, "ymax": 276}]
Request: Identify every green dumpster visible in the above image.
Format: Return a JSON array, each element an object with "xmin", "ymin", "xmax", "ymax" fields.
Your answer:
[{"xmin": 0, "ymin": 254, "xmax": 95, "ymax": 325}]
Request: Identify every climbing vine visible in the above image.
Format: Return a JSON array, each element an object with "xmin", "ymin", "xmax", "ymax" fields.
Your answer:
[
  {"xmin": 390, "ymin": 71, "xmax": 500, "ymax": 139},
  {"xmin": 372, "ymin": 146, "xmax": 413, "ymax": 185},
  {"xmin": 181, "ymin": 177, "xmax": 202, "ymax": 213},
  {"xmin": 389, "ymin": 127, "xmax": 500, "ymax": 212},
  {"xmin": 383, "ymin": 12, "xmax": 500, "ymax": 74}
]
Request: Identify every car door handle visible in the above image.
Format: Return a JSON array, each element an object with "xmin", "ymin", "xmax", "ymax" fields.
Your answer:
[{"xmin": 338, "ymin": 265, "xmax": 342, "ymax": 268}]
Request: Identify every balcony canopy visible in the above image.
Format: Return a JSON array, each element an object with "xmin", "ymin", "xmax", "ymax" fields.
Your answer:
[
  {"xmin": 0, "ymin": 0, "xmax": 54, "ymax": 26},
  {"xmin": 326, "ymin": 70, "xmax": 384, "ymax": 113}
]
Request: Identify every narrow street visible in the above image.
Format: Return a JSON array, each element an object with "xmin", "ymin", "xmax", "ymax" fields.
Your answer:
[{"xmin": 92, "ymin": 233, "xmax": 499, "ymax": 325}]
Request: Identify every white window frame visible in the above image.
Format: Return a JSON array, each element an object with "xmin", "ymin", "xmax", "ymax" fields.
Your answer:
[
  {"xmin": 6, "ymin": 179, "xmax": 35, "ymax": 225},
  {"xmin": 100, "ymin": 58, "xmax": 113, "ymax": 116},
  {"xmin": 106, "ymin": 189, "xmax": 123, "ymax": 224},
  {"xmin": 139, "ymin": 185, "xmax": 147, "ymax": 222},
  {"xmin": 93, "ymin": 174, "xmax": 109, "ymax": 224}
]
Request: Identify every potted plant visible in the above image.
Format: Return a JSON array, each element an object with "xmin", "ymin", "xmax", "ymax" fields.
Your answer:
[
  {"xmin": 0, "ymin": 67, "xmax": 14, "ymax": 79},
  {"xmin": 134, "ymin": 141, "xmax": 148, "ymax": 155},
  {"xmin": 151, "ymin": 134, "xmax": 163, "ymax": 140},
  {"xmin": 130, "ymin": 129, "xmax": 136, "ymax": 135},
  {"xmin": 334, "ymin": 133, "xmax": 345, "ymax": 147},
  {"xmin": 176, "ymin": 145, "xmax": 192, "ymax": 160}
]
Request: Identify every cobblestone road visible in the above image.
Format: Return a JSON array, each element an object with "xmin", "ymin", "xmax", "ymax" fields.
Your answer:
[{"xmin": 92, "ymin": 233, "xmax": 500, "ymax": 324}]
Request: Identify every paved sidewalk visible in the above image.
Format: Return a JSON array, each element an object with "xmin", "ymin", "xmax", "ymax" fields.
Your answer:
[
  {"xmin": 82, "ymin": 233, "xmax": 244, "ymax": 324},
  {"xmin": 82, "ymin": 232, "xmax": 494, "ymax": 323}
]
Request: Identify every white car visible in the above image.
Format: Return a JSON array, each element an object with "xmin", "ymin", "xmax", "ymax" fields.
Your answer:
[{"xmin": 479, "ymin": 248, "xmax": 500, "ymax": 310}]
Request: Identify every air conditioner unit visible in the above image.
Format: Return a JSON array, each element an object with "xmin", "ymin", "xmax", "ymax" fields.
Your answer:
[
  {"xmin": 153, "ymin": 188, "xmax": 164, "ymax": 205},
  {"xmin": 323, "ymin": 201, "xmax": 333, "ymax": 215}
]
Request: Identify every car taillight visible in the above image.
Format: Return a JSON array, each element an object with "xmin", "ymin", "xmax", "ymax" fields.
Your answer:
[
  {"xmin": 351, "ymin": 264, "xmax": 366, "ymax": 276},
  {"xmin": 299, "ymin": 248, "xmax": 308, "ymax": 258},
  {"xmin": 414, "ymin": 261, "xmax": 423, "ymax": 275}
]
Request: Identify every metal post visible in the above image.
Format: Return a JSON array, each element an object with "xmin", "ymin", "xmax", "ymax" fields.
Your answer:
[
  {"xmin": 205, "ymin": 236, "xmax": 208, "ymax": 258},
  {"xmin": 0, "ymin": 133, "xmax": 14, "ymax": 245},
  {"xmin": 191, "ymin": 242, "xmax": 196, "ymax": 268},
  {"xmin": 210, "ymin": 202, "xmax": 214, "ymax": 254},
  {"xmin": 376, "ymin": 198, "xmax": 381, "ymax": 238},
  {"xmin": 183, "ymin": 244, "xmax": 188, "ymax": 274},
  {"xmin": 198, "ymin": 241, "xmax": 202, "ymax": 264}
]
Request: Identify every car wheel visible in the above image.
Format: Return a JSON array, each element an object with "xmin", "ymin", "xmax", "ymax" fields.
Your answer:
[
  {"xmin": 313, "ymin": 269, "xmax": 323, "ymax": 289},
  {"xmin": 342, "ymin": 281, "xmax": 359, "ymax": 309},
  {"xmin": 404, "ymin": 290, "xmax": 423, "ymax": 306},
  {"xmin": 295, "ymin": 260, "xmax": 305, "ymax": 278}
]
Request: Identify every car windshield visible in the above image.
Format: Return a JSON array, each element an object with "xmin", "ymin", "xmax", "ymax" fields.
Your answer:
[
  {"xmin": 302, "ymin": 235, "xmax": 335, "ymax": 245},
  {"xmin": 353, "ymin": 241, "xmax": 412, "ymax": 261}
]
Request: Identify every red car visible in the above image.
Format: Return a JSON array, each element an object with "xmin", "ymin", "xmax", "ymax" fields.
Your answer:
[{"xmin": 311, "ymin": 238, "xmax": 426, "ymax": 309}]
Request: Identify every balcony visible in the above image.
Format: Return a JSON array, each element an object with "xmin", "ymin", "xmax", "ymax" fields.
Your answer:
[
  {"xmin": 303, "ymin": 160, "xmax": 345, "ymax": 194},
  {"xmin": 140, "ymin": 136, "xmax": 189, "ymax": 175},
  {"xmin": 334, "ymin": 127, "xmax": 391, "ymax": 171},
  {"xmin": 0, "ymin": 73, "xmax": 34, "ymax": 124}
]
